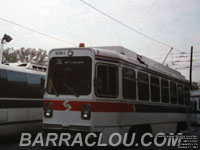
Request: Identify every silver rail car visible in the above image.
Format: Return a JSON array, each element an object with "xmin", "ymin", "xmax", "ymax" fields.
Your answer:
[{"xmin": 0, "ymin": 63, "xmax": 46, "ymax": 137}]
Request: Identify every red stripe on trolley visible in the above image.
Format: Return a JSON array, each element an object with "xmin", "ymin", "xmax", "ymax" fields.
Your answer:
[{"xmin": 43, "ymin": 100, "xmax": 134, "ymax": 112}]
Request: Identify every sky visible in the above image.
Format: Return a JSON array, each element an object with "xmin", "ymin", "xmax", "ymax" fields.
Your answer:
[{"xmin": 0, "ymin": 0, "xmax": 199, "ymax": 82}]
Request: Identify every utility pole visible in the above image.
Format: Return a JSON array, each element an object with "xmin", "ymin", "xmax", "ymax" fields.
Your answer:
[{"xmin": 189, "ymin": 46, "xmax": 193, "ymax": 90}]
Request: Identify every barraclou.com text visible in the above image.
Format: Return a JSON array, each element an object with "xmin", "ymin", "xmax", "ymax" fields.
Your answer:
[{"xmin": 19, "ymin": 132, "xmax": 182, "ymax": 147}]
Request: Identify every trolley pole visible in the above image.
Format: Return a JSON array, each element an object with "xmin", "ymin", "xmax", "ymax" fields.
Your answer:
[
  {"xmin": 162, "ymin": 47, "xmax": 173, "ymax": 65},
  {"xmin": 189, "ymin": 46, "xmax": 193, "ymax": 90}
]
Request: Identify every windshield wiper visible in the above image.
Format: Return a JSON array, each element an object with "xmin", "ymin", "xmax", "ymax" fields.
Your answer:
[
  {"xmin": 64, "ymin": 83, "xmax": 79, "ymax": 97},
  {"xmin": 49, "ymin": 78, "xmax": 59, "ymax": 96}
]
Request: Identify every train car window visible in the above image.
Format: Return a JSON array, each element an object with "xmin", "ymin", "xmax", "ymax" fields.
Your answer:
[
  {"xmin": 26, "ymin": 73, "xmax": 43, "ymax": 98},
  {"xmin": 0, "ymin": 69, "xmax": 9, "ymax": 97},
  {"xmin": 7, "ymin": 71, "xmax": 28, "ymax": 98},
  {"xmin": 194, "ymin": 101, "xmax": 197, "ymax": 112},
  {"xmin": 178, "ymin": 84, "xmax": 184, "ymax": 105},
  {"xmin": 161, "ymin": 79, "xmax": 169, "ymax": 103},
  {"xmin": 138, "ymin": 71, "xmax": 149, "ymax": 101},
  {"xmin": 122, "ymin": 68, "xmax": 136, "ymax": 100},
  {"xmin": 184, "ymin": 86, "xmax": 190, "ymax": 105},
  {"xmin": 150, "ymin": 75, "xmax": 160, "ymax": 102},
  {"xmin": 170, "ymin": 82, "xmax": 177, "ymax": 104},
  {"xmin": 96, "ymin": 64, "xmax": 118, "ymax": 98},
  {"xmin": 190, "ymin": 101, "xmax": 194, "ymax": 111}
]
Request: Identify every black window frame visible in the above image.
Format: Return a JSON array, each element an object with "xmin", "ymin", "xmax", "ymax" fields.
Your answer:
[
  {"xmin": 95, "ymin": 63, "xmax": 118, "ymax": 98},
  {"xmin": 150, "ymin": 75, "xmax": 160, "ymax": 102},
  {"xmin": 194, "ymin": 101, "xmax": 197, "ymax": 112},
  {"xmin": 161, "ymin": 79, "xmax": 169, "ymax": 103},
  {"xmin": 170, "ymin": 81, "xmax": 177, "ymax": 104},
  {"xmin": 138, "ymin": 71, "xmax": 149, "ymax": 101},
  {"xmin": 178, "ymin": 84, "xmax": 184, "ymax": 105},
  {"xmin": 191, "ymin": 101, "xmax": 194, "ymax": 111},
  {"xmin": 122, "ymin": 67, "xmax": 136, "ymax": 100},
  {"xmin": 184, "ymin": 86, "xmax": 190, "ymax": 106}
]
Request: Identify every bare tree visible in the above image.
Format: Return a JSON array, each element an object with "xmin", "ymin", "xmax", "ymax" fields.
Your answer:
[{"xmin": 2, "ymin": 47, "xmax": 48, "ymax": 66}]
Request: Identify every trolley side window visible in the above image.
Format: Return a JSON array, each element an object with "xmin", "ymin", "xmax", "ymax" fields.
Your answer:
[
  {"xmin": 122, "ymin": 68, "xmax": 136, "ymax": 100},
  {"xmin": 138, "ymin": 71, "xmax": 149, "ymax": 101},
  {"xmin": 178, "ymin": 84, "xmax": 184, "ymax": 105},
  {"xmin": 184, "ymin": 86, "xmax": 190, "ymax": 105},
  {"xmin": 150, "ymin": 75, "xmax": 160, "ymax": 102},
  {"xmin": 96, "ymin": 64, "xmax": 118, "ymax": 98},
  {"xmin": 170, "ymin": 81, "xmax": 177, "ymax": 104},
  {"xmin": 161, "ymin": 79, "xmax": 169, "ymax": 103}
]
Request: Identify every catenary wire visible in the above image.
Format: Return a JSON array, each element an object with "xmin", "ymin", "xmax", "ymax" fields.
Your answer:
[
  {"xmin": 79, "ymin": 0, "xmax": 185, "ymax": 53},
  {"xmin": 0, "ymin": 17, "xmax": 77, "ymax": 46}
]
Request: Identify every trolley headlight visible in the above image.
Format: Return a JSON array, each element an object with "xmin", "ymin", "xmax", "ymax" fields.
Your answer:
[
  {"xmin": 44, "ymin": 102, "xmax": 53, "ymax": 118},
  {"xmin": 81, "ymin": 104, "xmax": 91, "ymax": 120}
]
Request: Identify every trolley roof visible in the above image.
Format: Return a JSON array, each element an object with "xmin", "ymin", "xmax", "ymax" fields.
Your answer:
[
  {"xmin": 0, "ymin": 63, "xmax": 46, "ymax": 75},
  {"xmin": 49, "ymin": 46, "xmax": 189, "ymax": 84},
  {"xmin": 93, "ymin": 46, "xmax": 188, "ymax": 83}
]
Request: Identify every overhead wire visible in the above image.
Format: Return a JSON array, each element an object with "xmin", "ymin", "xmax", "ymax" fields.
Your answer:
[
  {"xmin": 0, "ymin": 17, "xmax": 77, "ymax": 46},
  {"xmin": 148, "ymin": 53, "xmax": 200, "ymax": 58},
  {"xmin": 172, "ymin": 59, "xmax": 200, "ymax": 63},
  {"xmin": 0, "ymin": 1, "xmax": 197, "ymax": 70},
  {"xmin": 175, "ymin": 66, "xmax": 200, "ymax": 70},
  {"xmin": 79, "ymin": 0, "xmax": 185, "ymax": 53}
]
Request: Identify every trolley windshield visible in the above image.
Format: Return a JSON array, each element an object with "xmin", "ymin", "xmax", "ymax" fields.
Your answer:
[{"xmin": 47, "ymin": 57, "xmax": 92, "ymax": 96}]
